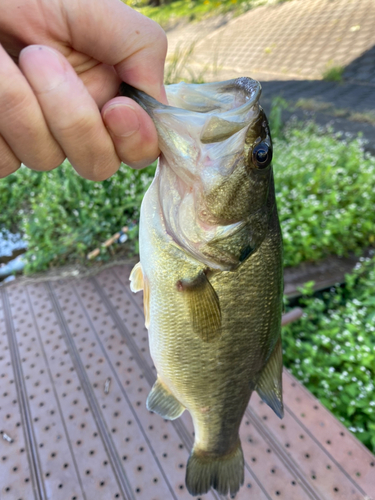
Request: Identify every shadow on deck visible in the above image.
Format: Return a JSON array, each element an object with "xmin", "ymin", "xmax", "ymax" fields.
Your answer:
[{"xmin": 0, "ymin": 264, "xmax": 374, "ymax": 500}]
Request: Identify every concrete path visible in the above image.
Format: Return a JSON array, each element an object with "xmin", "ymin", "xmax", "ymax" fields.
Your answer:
[
  {"xmin": 165, "ymin": 0, "xmax": 375, "ymax": 146},
  {"xmin": 166, "ymin": 0, "xmax": 375, "ymax": 82}
]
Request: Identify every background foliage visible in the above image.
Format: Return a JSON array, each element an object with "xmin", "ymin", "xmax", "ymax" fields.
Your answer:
[
  {"xmin": 4, "ymin": 119, "xmax": 374, "ymax": 271},
  {"xmin": 123, "ymin": 0, "xmax": 283, "ymax": 27},
  {"xmin": 283, "ymin": 257, "xmax": 375, "ymax": 452},
  {"xmin": 0, "ymin": 162, "xmax": 156, "ymax": 272},
  {"xmin": 274, "ymin": 122, "xmax": 375, "ymax": 267}
]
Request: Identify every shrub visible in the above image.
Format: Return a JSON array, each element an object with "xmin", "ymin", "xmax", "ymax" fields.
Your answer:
[
  {"xmin": 1, "ymin": 161, "xmax": 156, "ymax": 273},
  {"xmin": 274, "ymin": 124, "xmax": 375, "ymax": 267},
  {"xmin": 283, "ymin": 256, "xmax": 375, "ymax": 452},
  {"xmin": 123, "ymin": 0, "xmax": 271, "ymax": 27},
  {"xmin": 2, "ymin": 121, "xmax": 375, "ymax": 273}
]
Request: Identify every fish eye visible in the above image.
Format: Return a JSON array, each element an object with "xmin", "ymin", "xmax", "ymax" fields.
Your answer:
[{"xmin": 252, "ymin": 142, "xmax": 272, "ymax": 169}]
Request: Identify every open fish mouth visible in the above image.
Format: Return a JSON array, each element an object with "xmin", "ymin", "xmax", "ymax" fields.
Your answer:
[
  {"xmin": 120, "ymin": 78, "xmax": 268, "ymax": 271},
  {"xmin": 120, "ymin": 77, "xmax": 261, "ymax": 158}
]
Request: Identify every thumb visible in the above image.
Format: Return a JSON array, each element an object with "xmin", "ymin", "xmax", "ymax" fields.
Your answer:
[{"xmin": 63, "ymin": 0, "xmax": 168, "ymax": 103}]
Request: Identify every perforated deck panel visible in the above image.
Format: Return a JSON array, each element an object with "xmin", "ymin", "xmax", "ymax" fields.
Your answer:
[{"xmin": 1, "ymin": 264, "xmax": 374, "ymax": 500}]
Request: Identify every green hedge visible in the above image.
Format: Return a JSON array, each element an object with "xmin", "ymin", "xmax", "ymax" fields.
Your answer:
[
  {"xmin": 0, "ymin": 161, "xmax": 156, "ymax": 272},
  {"xmin": 124, "ymin": 0, "xmax": 268, "ymax": 27},
  {"xmin": 275, "ymin": 124, "xmax": 375, "ymax": 267},
  {"xmin": 283, "ymin": 257, "xmax": 375, "ymax": 452},
  {"xmin": 1, "ymin": 123, "xmax": 375, "ymax": 272}
]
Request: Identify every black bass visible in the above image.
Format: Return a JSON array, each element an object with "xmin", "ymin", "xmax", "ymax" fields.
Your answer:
[{"xmin": 120, "ymin": 78, "xmax": 284, "ymax": 497}]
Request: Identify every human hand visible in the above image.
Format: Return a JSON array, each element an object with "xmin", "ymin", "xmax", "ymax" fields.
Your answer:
[{"xmin": 0, "ymin": 0, "xmax": 167, "ymax": 180}]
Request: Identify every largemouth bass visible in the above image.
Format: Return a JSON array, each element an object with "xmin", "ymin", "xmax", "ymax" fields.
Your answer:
[{"xmin": 120, "ymin": 78, "xmax": 284, "ymax": 497}]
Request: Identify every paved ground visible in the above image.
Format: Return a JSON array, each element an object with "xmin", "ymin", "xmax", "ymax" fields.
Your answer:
[
  {"xmin": 166, "ymin": 0, "xmax": 375, "ymax": 147},
  {"xmin": 167, "ymin": 0, "xmax": 375, "ymax": 82},
  {"xmin": 1, "ymin": 265, "xmax": 374, "ymax": 500}
]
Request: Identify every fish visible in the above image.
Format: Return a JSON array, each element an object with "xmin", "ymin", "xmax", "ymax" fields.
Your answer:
[{"xmin": 120, "ymin": 78, "xmax": 284, "ymax": 497}]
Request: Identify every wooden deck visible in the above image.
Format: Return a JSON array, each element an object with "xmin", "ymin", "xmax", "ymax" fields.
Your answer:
[{"xmin": 0, "ymin": 264, "xmax": 374, "ymax": 500}]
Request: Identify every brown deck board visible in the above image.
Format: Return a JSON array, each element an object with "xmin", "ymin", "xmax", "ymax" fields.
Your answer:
[{"xmin": 0, "ymin": 264, "xmax": 374, "ymax": 500}]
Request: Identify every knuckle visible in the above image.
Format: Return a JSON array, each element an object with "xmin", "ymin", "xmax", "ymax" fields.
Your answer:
[
  {"xmin": 149, "ymin": 21, "xmax": 168, "ymax": 57},
  {"xmin": 0, "ymin": 157, "xmax": 21, "ymax": 178},
  {"xmin": 55, "ymin": 110, "xmax": 98, "ymax": 141},
  {"xmin": 0, "ymin": 136, "xmax": 21, "ymax": 177},
  {"xmin": 23, "ymin": 152, "xmax": 65, "ymax": 172},
  {"xmin": 75, "ymin": 156, "xmax": 121, "ymax": 182}
]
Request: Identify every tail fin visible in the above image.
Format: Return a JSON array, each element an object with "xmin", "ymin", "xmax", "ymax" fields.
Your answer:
[{"xmin": 186, "ymin": 441, "xmax": 244, "ymax": 497}]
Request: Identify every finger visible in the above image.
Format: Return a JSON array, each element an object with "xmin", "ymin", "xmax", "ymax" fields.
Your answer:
[
  {"xmin": 102, "ymin": 97, "xmax": 159, "ymax": 169},
  {"xmin": 0, "ymin": 135, "xmax": 21, "ymax": 178},
  {"xmin": 63, "ymin": 0, "xmax": 168, "ymax": 103},
  {"xmin": 79, "ymin": 63, "xmax": 121, "ymax": 109},
  {"xmin": 19, "ymin": 45, "xmax": 120, "ymax": 181},
  {"xmin": 0, "ymin": 44, "xmax": 65, "ymax": 171}
]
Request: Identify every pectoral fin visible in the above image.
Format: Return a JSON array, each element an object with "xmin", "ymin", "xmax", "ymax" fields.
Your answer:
[
  {"xmin": 177, "ymin": 271, "xmax": 221, "ymax": 342},
  {"xmin": 129, "ymin": 262, "xmax": 144, "ymax": 292},
  {"xmin": 147, "ymin": 378, "xmax": 185, "ymax": 420},
  {"xmin": 255, "ymin": 337, "xmax": 284, "ymax": 418},
  {"xmin": 129, "ymin": 262, "xmax": 150, "ymax": 329}
]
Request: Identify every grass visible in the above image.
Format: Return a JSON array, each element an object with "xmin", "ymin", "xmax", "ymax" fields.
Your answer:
[
  {"xmin": 164, "ymin": 41, "xmax": 210, "ymax": 84},
  {"xmin": 322, "ymin": 63, "xmax": 344, "ymax": 82},
  {"xmin": 350, "ymin": 111, "xmax": 375, "ymax": 126},
  {"xmin": 123, "ymin": 0, "xmax": 289, "ymax": 28},
  {"xmin": 295, "ymin": 98, "xmax": 333, "ymax": 113},
  {"xmin": 0, "ymin": 161, "xmax": 156, "ymax": 273}
]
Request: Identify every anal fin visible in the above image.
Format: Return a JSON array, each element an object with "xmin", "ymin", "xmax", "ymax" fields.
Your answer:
[
  {"xmin": 256, "ymin": 337, "xmax": 284, "ymax": 418},
  {"xmin": 147, "ymin": 378, "xmax": 185, "ymax": 420}
]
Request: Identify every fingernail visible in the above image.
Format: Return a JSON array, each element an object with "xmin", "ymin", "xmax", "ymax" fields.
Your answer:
[
  {"xmin": 20, "ymin": 45, "xmax": 67, "ymax": 92},
  {"xmin": 103, "ymin": 104, "xmax": 140, "ymax": 138}
]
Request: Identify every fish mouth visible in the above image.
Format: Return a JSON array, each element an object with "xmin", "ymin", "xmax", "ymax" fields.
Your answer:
[
  {"xmin": 119, "ymin": 78, "xmax": 261, "ymax": 146},
  {"xmin": 120, "ymin": 79, "xmax": 264, "ymax": 270}
]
